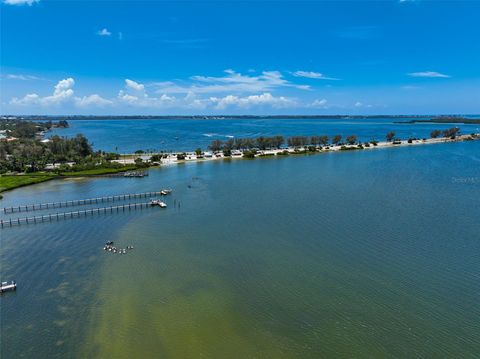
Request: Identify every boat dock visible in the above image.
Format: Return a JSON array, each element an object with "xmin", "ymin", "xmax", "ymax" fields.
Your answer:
[
  {"xmin": 1, "ymin": 281, "xmax": 17, "ymax": 293},
  {"xmin": 1, "ymin": 201, "xmax": 167, "ymax": 228},
  {"xmin": 2, "ymin": 190, "xmax": 170, "ymax": 214},
  {"xmin": 105, "ymin": 171, "xmax": 149, "ymax": 178}
]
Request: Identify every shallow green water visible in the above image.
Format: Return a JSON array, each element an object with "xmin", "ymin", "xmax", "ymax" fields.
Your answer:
[{"xmin": 1, "ymin": 142, "xmax": 480, "ymax": 358}]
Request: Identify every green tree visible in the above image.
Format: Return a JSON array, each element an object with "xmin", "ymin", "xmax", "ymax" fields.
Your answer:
[
  {"xmin": 430, "ymin": 130, "xmax": 442, "ymax": 138},
  {"xmin": 443, "ymin": 127, "xmax": 460, "ymax": 138},
  {"xmin": 208, "ymin": 140, "xmax": 223, "ymax": 152},
  {"xmin": 346, "ymin": 135, "xmax": 357, "ymax": 145}
]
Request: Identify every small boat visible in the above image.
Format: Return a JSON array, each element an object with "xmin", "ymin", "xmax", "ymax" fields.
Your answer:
[
  {"xmin": 1, "ymin": 280, "xmax": 17, "ymax": 293},
  {"xmin": 150, "ymin": 199, "xmax": 167, "ymax": 208}
]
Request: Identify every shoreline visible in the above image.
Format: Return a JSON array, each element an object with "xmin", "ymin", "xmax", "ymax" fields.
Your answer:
[
  {"xmin": 116, "ymin": 133, "xmax": 480, "ymax": 166},
  {"xmin": 0, "ymin": 166, "xmax": 146, "ymax": 195},
  {"xmin": 1, "ymin": 133, "xmax": 478, "ymax": 195}
]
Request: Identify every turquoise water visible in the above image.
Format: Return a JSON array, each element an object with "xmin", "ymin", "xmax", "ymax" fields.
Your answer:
[
  {"xmin": 1, "ymin": 140, "xmax": 480, "ymax": 357},
  {"xmin": 47, "ymin": 117, "xmax": 480, "ymax": 153}
]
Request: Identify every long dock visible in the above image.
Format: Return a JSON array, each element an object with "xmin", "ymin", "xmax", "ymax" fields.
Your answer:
[
  {"xmin": 2, "ymin": 191, "xmax": 167, "ymax": 214},
  {"xmin": 1, "ymin": 201, "xmax": 165, "ymax": 228}
]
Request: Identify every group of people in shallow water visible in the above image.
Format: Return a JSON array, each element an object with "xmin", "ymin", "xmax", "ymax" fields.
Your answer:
[{"xmin": 103, "ymin": 241, "xmax": 134, "ymax": 255}]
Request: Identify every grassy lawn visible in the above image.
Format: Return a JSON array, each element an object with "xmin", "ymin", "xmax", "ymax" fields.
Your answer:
[
  {"xmin": 0, "ymin": 174, "xmax": 56, "ymax": 193},
  {"xmin": 0, "ymin": 165, "xmax": 145, "ymax": 194},
  {"xmin": 60, "ymin": 165, "xmax": 139, "ymax": 176}
]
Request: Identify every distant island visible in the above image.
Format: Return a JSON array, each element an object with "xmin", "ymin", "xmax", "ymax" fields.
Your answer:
[
  {"xmin": 2, "ymin": 114, "xmax": 477, "ymax": 121},
  {"xmin": 395, "ymin": 116, "xmax": 480, "ymax": 124}
]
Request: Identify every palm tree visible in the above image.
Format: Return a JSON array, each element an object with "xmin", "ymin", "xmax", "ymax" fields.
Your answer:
[
  {"xmin": 332, "ymin": 135, "xmax": 342, "ymax": 145},
  {"xmin": 386, "ymin": 131, "xmax": 395, "ymax": 142}
]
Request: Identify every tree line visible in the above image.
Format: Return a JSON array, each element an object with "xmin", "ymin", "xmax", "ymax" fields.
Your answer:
[
  {"xmin": 207, "ymin": 128, "xmax": 463, "ymax": 153},
  {"xmin": 0, "ymin": 134, "xmax": 97, "ymax": 172}
]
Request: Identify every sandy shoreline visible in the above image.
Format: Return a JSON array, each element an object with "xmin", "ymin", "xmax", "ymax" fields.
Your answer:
[{"xmin": 113, "ymin": 133, "xmax": 480, "ymax": 166}]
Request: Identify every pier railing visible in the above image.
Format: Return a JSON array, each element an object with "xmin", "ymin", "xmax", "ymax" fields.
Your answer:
[
  {"xmin": 1, "ymin": 202, "xmax": 160, "ymax": 228},
  {"xmin": 2, "ymin": 191, "xmax": 164, "ymax": 214}
]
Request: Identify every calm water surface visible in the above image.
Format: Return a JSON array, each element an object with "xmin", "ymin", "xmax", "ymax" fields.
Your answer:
[
  {"xmin": 1, "ymin": 141, "xmax": 480, "ymax": 358},
  {"xmin": 47, "ymin": 117, "xmax": 480, "ymax": 152}
]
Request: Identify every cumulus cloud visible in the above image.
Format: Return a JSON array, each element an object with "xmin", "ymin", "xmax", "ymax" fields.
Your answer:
[
  {"xmin": 97, "ymin": 28, "xmax": 112, "ymax": 36},
  {"xmin": 10, "ymin": 77, "xmax": 111, "ymax": 108},
  {"xmin": 117, "ymin": 82, "xmax": 177, "ymax": 108},
  {"xmin": 75, "ymin": 94, "xmax": 113, "ymax": 107},
  {"xmin": 11, "ymin": 78, "xmax": 75, "ymax": 106},
  {"xmin": 407, "ymin": 71, "xmax": 450, "ymax": 78},
  {"xmin": 310, "ymin": 98, "xmax": 329, "ymax": 108},
  {"xmin": 209, "ymin": 92, "xmax": 296, "ymax": 110},
  {"xmin": 3, "ymin": 0, "xmax": 39, "ymax": 5},
  {"xmin": 293, "ymin": 71, "xmax": 339, "ymax": 80},
  {"xmin": 354, "ymin": 101, "xmax": 373, "ymax": 108},
  {"xmin": 9, "ymin": 74, "xmax": 305, "ymax": 111},
  {"xmin": 125, "ymin": 79, "xmax": 145, "ymax": 91}
]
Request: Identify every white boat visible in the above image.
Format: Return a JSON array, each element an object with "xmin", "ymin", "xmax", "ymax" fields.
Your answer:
[
  {"xmin": 1, "ymin": 280, "xmax": 17, "ymax": 293},
  {"xmin": 150, "ymin": 199, "xmax": 167, "ymax": 208}
]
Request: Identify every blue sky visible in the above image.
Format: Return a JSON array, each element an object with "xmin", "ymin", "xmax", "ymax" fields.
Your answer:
[{"xmin": 1, "ymin": 0, "xmax": 479, "ymax": 115}]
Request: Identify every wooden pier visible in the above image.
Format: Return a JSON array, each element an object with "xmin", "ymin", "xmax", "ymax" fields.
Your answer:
[
  {"xmin": 1, "ymin": 201, "xmax": 166, "ymax": 228},
  {"xmin": 2, "ymin": 191, "xmax": 169, "ymax": 214},
  {"xmin": 105, "ymin": 171, "xmax": 149, "ymax": 178}
]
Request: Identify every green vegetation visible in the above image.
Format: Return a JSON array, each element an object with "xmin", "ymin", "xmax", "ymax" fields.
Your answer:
[
  {"xmin": 60, "ymin": 165, "xmax": 138, "ymax": 176},
  {"xmin": 386, "ymin": 131, "xmax": 395, "ymax": 142},
  {"xmin": 0, "ymin": 173, "xmax": 56, "ymax": 192},
  {"xmin": 0, "ymin": 119, "xmax": 155, "ymax": 193},
  {"xmin": 346, "ymin": 135, "xmax": 357, "ymax": 145},
  {"xmin": 242, "ymin": 150, "xmax": 257, "ymax": 158},
  {"xmin": 0, "ymin": 119, "xmax": 68, "ymax": 139},
  {"xmin": 205, "ymin": 129, "xmax": 473, "ymax": 159},
  {"xmin": 396, "ymin": 117, "xmax": 480, "ymax": 124},
  {"xmin": 443, "ymin": 127, "xmax": 460, "ymax": 139},
  {"xmin": 332, "ymin": 135, "xmax": 342, "ymax": 145}
]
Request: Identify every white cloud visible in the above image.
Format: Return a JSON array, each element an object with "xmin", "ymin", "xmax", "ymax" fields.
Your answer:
[
  {"xmin": 3, "ymin": 0, "xmax": 39, "ymax": 5},
  {"xmin": 5, "ymin": 74, "xmax": 41, "ymax": 81},
  {"xmin": 310, "ymin": 98, "xmax": 329, "ymax": 108},
  {"xmin": 407, "ymin": 71, "xmax": 450, "ymax": 78},
  {"xmin": 10, "ymin": 93, "xmax": 41, "ymax": 105},
  {"xmin": 11, "ymin": 78, "xmax": 75, "ymax": 106},
  {"xmin": 153, "ymin": 69, "xmax": 310, "ymax": 95},
  {"xmin": 97, "ymin": 28, "xmax": 112, "ymax": 37},
  {"xmin": 125, "ymin": 79, "xmax": 145, "ymax": 91},
  {"xmin": 209, "ymin": 92, "xmax": 296, "ymax": 110},
  {"xmin": 117, "ymin": 87, "xmax": 177, "ymax": 108},
  {"xmin": 75, "ymin": 94, "xmax": 112, "ymax": 107},
  {"xmin": 10, "ymin": 77, "xmax": 112, "ymax": 108},
  {"xmin": 354, "ymin": 101, "xmax": 373, "ymax": 108},
  {"xmin": 8, "ymin": 74, "xmax": 306, "ymax": 111},
  {"xmin": 293, "ymin": 71, "xmax": 339, "ymax": 80}
]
